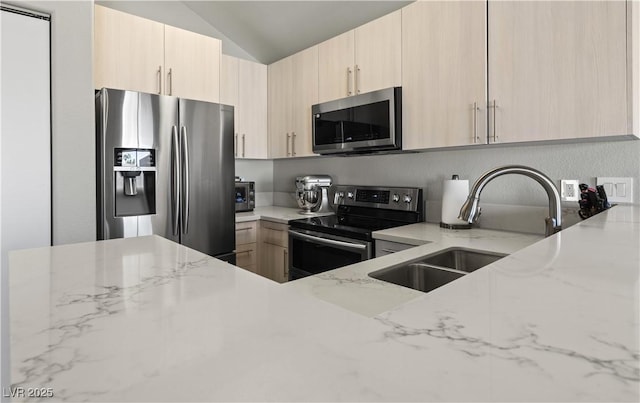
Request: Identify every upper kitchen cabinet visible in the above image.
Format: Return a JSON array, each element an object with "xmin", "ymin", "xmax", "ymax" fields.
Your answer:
[
  {"xmin": 94, "ymin": 5, "xmax": 164, "ymax": 94},
  {"xmin": 221, "ymin": 55, "xmax": 268, "ymax": 159},
  {"xmin": 318, "ymin": 10, "xmax": 401, "ymax": 103},
  {"xmin": 269, "ymin": 46, "xmax": 319, "ymax": 158},
  {"xmin": 488, "ymin": 1, "xmax": 629, "ymax": 143},
  {"xmin": 94, "ymin": 5, "xmax": 221, "ymax": 103},
  {"xmin": 164, "ymin": 25, "xmax": 221, "ymax": 103},
  {"xmin": 402, "ymin": 1, "xmax": 487, "ymax": 149}
]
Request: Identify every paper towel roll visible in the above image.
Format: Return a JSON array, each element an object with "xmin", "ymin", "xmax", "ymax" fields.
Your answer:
[{"xmin": 441, "ymin": 177, "xmax": 470, "ymax": 227}]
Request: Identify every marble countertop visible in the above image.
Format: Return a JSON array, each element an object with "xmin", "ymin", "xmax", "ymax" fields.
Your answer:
[
  {"xmin": 235, "ymin": 205, "xmax": 333, "ymax": 223},
  {"xmin": 286, "ymin": 224, "xmax": 543, "ymax": 317},
  {"xmin": 7, "ymin": 206, "xmax": 640, "ymax": 401}
]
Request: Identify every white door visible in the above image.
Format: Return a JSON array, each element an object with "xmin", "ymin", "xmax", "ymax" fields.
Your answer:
[{"xmin": 1, "ymin": 7, "xmax": 52, "ymax": 268}]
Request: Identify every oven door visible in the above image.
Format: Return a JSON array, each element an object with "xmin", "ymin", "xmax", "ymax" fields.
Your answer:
[{"xmin": 288, "ymin": 228, "xmax": 372, "ymax": 281}]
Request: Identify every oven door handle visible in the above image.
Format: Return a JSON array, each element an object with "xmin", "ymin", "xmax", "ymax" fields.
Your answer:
[{"xmin": 288, "ymin": 230, "xmax": 367, "ymax": 250}]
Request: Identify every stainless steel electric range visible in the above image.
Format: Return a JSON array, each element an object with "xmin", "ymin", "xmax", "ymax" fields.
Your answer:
[{"xmin": 288, "ymin": 185, "xmax": 423, "ymax": 281}]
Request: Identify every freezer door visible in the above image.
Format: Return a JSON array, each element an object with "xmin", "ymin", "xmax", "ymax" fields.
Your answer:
[
  {"xmin": 138, "ymin": 93, "xmax": 179, "ymax": 242},
  {"xmin": 96, "ymin": 89, "xmax": 139, "ymax": 239},
  {"xmin": 179, "ymin": 99, "xmax": 235, "ymax": 257}
]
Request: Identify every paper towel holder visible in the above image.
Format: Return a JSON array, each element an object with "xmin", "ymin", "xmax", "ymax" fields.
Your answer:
[{"xmin": 440, "ymin": 174, "xmax": 472, "ymax": 230}]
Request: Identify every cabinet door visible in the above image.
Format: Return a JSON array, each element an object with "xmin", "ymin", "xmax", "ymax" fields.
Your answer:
[
  {"xmin": 318, "ymin": 30, "xmax": 355, "ymax": 103},
  {"xmin": 291, "ymin": 46, "xmax": 319, "ymax": 157},
  {"xmin": 238, "ymin": 59, "xmax": 268, "ymax": 159},
  {"xmin": 220, "ymin": 55, "xmax": 239, "ymax": 106},
  {"xmin": 94, "ymin": 5, "xmax": 164, "ymax": 94},
  {"xmin": 354, "ymin": 10, "xmax": 401, "ymax": 95},
  {"xmin": 268, "ymin": 57, "xmax": 293, "ymax": 158},
  {"xmin": 261, "ymin": 243, "xmax": 288, "ymax": 283},
  {"xmin": 488, "ymin": 1, "xmax": 628, "ymax": 142},
  {"xmin": 402, "ymin": 1, "xmax": 487, "ymax": 149},
  {"xmin": 220, "ymin": 55, "xmax": 240, "ymax": 156},
  {"xmin": 164, "ymin": 25, "xmax": 221, "ymax": 103}
]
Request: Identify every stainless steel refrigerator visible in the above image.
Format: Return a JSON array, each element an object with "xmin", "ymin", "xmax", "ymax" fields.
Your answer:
[{"xmin": 96, "ymin": 88, "xmax": 235, "ymax": 262}]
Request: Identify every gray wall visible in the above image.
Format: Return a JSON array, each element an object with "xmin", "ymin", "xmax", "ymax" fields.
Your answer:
[
  {"xmin": 12, "ymin": 0, "xmax": 96, "ymax": 245},
  {"xmin": 273, "ymin": 139, "xmax": 640, "ymax": 234}
]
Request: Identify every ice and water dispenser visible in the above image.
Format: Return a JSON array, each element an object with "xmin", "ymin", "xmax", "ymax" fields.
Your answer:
[{"xmin": 113, "ymin": 148, "xmax": 156, "ymax": 216}]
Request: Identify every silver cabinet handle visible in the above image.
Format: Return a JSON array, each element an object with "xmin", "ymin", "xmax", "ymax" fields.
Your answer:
[
  {"xmin": 347, "ymin": 67, "xmax": 353, "ymax": 96},
  {"xmin": 242, "ymin": 134, "xmax": 246, "ymax": 158},
  {"xmin": 235, "ymin": 227, "xmax": 253, "ymax": 232},
  {"xmin": 355, "ymin": 64, "xmax": 360, "ymax": 94},
  {"xmin": 171, "ymin": 126, "xmax": 180, "ymax": 236},
  {"xmin": 286, "ymin": 133, "xmax": 291, "ymax": 156},
  {"xmin": 292, "ymin": 132, "xmax": 296, "ymax": 156},
  {"xmin": 491, "ymin": 99, "xmax": 498, "ymax": 143},
  {"xmin": 380, "ymin": 248, "xmax": 400, "ymax": 254},
  {"xmin": 473, "ymin": 101, "xmax": 479, "ymax": 143},
  {"xmin": 236, "ymin": 249, "xmax": 253, "ymax": 255},
  {"xmin": 167, "ymin": 68, "xmax": 173, "ymax": 96},
  {"xmin": 180, "ymin": 126, "xmax": 190, "ymax": 234},
  {"xmin": 234, "ymin": 133, "xmax": 238, "ymax": 157},
  {"xmin": 157, "ymin": 66, "xmax": 162, "ymax": 94}
]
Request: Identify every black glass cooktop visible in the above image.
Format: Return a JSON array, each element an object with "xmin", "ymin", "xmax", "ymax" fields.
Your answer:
[{"xmin": 289, "ymin": 206, "xmax": 422, "ymax": 241}]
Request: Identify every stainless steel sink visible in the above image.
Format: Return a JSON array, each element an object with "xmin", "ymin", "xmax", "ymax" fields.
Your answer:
[
  {"xmin": 419, "ymin": 248, "xmax": 507, "ymax": 273},
  {"xmin": 369, "ymin": 248, "xmax": 507, "ymax": 293}
]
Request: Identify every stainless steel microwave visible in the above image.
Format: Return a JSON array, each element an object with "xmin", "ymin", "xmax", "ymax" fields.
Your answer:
[
  {"xmin": 312, "ymin": 87, "xmax": 401, "ymax": 155},
  {"xmin": 235, "ymin": 181, "xmax": 255, "ymax": 212}
]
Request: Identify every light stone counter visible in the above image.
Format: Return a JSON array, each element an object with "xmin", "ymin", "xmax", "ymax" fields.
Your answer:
[
  {"xmin": 235, "ymin": 205, "xmax": 333, "ymax": 224},
  {"xmin": 7, "ymin": 206, "xmax": 640, "ymax": 402},
  {"xmin": 286, "ymin": 224, "xmax": 543, "ymax": 317}
]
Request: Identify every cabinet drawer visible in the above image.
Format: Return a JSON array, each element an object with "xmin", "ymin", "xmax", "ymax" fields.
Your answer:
[
  {"xmin": 236, "ymin": 221, "xmax": 257, "ymax": 245},
  {"xmin": 236, "ymin": 242, "xmax": 257, "ymax": 268},
  {"xmin": 260, "ymin": 221, "xmax": 288, "ymax": 247}
]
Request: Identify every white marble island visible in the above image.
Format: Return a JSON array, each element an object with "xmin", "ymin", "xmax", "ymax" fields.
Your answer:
[{"xmin": 7, "ymin": 206, "xmax": 640, "ymax": 402}]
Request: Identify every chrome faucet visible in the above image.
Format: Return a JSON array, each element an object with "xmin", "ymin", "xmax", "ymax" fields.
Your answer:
[{"xmin": 458, "ymin": 165, "xmax": 562, "ymax": 237}]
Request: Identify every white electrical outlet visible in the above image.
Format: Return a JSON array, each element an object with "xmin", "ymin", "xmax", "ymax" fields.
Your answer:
[
  {"xmin": 560, "ymin": 179, "xmax": 580, "ymax": 202},
  {"xmin": 596, "ymin": 177, "xmax": 634, "ymax": 203}
]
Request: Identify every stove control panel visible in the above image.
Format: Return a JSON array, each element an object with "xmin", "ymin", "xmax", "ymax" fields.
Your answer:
[{"xmin": 331, "ymin": 185, "xmax": 422, "ymax": 212}]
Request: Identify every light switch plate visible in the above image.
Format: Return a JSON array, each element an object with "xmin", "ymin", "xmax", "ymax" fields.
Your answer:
[
  {"xmin": 560, "ymin": 179, "xmax": 580, "ymax": 202},
  {"xmin": 596, "ymin": 177, "xmax": 634, "ymax": 203}
]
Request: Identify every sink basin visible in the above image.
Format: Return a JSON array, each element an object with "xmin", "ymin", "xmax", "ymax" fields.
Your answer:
[
  {"xmin": 369, "ymin": 248, "xmax": 507, "ymax": 293},
  {"xmin": 419, "ymin": 247, "xmax": 507, "ymax": 273},
  {"xmin": 370, "ymin": 263, "xmax": 465, "ymax": 293}
]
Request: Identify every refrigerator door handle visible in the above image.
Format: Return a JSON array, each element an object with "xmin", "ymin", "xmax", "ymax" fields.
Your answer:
[
  {"xmin": 180, "ymin": 125, "xmax": 190, "ymax": 234},
  {"xmin": 171, "ymin": 126, "xmax": 180, "ymax": 236}
]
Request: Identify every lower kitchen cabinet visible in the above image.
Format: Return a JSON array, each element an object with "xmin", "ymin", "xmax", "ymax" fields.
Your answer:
[
  {"xmin": 235, "ymin": 221, "xmax": 258, "ymax": 273},
  {"xmin": 259, "ymin": 220, "xmax": 289, "ymax": 283}
]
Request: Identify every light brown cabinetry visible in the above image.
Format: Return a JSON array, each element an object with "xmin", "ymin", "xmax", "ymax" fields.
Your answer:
[
  {"xmin": 402, "ymin": 1, "xmax": 487, "ymax": 149},
  {"xmin": 221, "ymin": 55, "xmax": 268, "ymax": 158},
  {"xmin": 164, "ymin": 25, "xmax": 221, "ymax": 103},
  {"xmin": 94, "ymin": 5, "xmax": 221, "ymax": 103},
  {"xmin": 318, "ymin": 10, "xmax": 401, "ymax": 103},
  {"xmin": 268, "ymin": 46, "xmax": 318, "ymax": 158},
  {"xmin": 487, "ymin": 1, "xmax": 629, "ymax": 142},
  {"xmin": 259, "ymin": 221, "xmax": 289, "ymax": 283},
  {"xmin": 401, "ymin": 1, "xmax": 630, "ymax": 149},
  {"xmin": 235, "ymin": 221, "xmax": 258, "ymax": 273},
  {"xmin": 94, "ymin": 5, "xmax": 164, "ymax": 95}
]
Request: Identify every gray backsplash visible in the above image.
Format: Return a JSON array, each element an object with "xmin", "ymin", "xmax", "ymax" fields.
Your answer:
[
  {"xmin": 235, "ymin": 159, "xmax": 274, "ymax": 207},
  {"xmin": 271, "ymin": 139, "xmax": 640, "ymax": 235}
]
